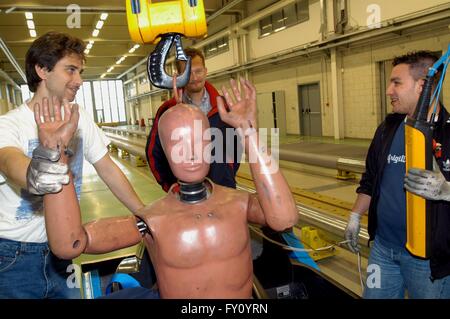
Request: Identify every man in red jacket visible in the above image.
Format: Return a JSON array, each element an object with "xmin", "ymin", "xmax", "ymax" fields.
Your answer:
[{"xmin": 146, "ymin": 48, "xmax": 240, "ymax": 191}]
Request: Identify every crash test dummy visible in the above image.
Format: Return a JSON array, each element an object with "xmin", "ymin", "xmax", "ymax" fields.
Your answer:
[{"xmin": 36, "ymin": 77, "xmax": 299, "ymax": 299}]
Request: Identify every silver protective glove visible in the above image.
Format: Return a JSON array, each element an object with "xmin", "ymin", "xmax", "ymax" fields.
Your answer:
[
  {"xmin": 344, "ymin": 212, "xmax": 361, "ymax": 253},
  {"xmin": 404, "ymin": 166, "xmax": 450, "ymax": 201},
  {"xmin": 26, "ymin": 145, "xmax": 69, "ymax": 195}
]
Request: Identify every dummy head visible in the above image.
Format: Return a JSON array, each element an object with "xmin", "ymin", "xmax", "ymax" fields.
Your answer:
[{"xmin": 158, "ymin": 103, "xmax": 211, "ymax": 183}]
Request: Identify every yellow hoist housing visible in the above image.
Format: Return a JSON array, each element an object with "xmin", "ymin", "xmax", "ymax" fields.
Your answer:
[{"xmin": 126, "ymin": 0, "xmax": 207, "ymax": 44}]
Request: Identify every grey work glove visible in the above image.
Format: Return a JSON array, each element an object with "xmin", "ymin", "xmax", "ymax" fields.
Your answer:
[
  {"xmin": 404, "ymin": 165, "xmax": 450, "ymax": 202},
  {"xmin": 344, "ymin": 212, "xmax": 361, "ymax": 253},
  {"xmin": 26, "ymin": 145, "xmax": 69, "ymax": 195}
]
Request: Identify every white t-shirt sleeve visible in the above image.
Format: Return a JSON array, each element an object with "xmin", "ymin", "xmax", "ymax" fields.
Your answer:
[
  {"xmin": 0, "ymin": 108, "xmax": 28, "ymax": 185},
  {"xmin": 0, "ymin": 114, "xmax": 22, "ymax": 150},
  {"xmin": 79, "ymin": 108, "xmax": 111, "ymax": 164}
]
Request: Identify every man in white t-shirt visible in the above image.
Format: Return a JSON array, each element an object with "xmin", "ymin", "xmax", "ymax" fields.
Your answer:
[{"xmin": 0, "ymin": 32, "xmax": 144, "ymax": 299}]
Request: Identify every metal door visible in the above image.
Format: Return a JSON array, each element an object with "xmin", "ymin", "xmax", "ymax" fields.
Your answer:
[{"xmin": 299, "ymin": 83, "xmax": 322, "ymax": 136}]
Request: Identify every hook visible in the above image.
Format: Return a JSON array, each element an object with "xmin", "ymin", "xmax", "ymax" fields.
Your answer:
[{"xmin": 147, "ymin": 33, "xmax": 191, "ymax": 89}]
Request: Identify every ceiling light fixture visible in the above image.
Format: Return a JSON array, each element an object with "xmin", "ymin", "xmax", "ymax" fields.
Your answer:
[
  {"xmin": 27, "ymin": 20, "xmax": 35, "ymax": 29},
  {"xmin": 129, "ymin": 44, "xmax": 140, "ymax": 53},
  {"xmin": 92, "ymin": 29, "xmax": 100, "ymax": 37},
  {"xmin": 29, "ymin": 29, "xmax": 37, "ymax": 37},
  {"xmin": 25, "ymin": 12, "xmax": 33, "ymax": 20},
  {"xmin": 100, "ymin": 13, "xmax": 108, "ymax": 21}
]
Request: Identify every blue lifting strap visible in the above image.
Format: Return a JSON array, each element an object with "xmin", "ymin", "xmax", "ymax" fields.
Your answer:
[{"xmin": 106, "ymin": 273, "xmax": 142, "ymax": 295}]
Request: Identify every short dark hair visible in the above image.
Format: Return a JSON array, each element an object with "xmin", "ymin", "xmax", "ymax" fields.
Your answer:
[
  {"xmin": 392, "ymin": 51, "xmax": 439, "ymax": 81},
  {"xmin": 175, "ymin": 47, "xmax": 205, "ymax": 73},
  {"xmin": 25, "ymin": 31, "xmax": 86, "ymax": 92}
]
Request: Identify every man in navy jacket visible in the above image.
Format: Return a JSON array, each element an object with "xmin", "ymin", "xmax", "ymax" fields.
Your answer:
[{"xmin": 344, "ymin": 51, "xmax": 449, "ymax": 298}]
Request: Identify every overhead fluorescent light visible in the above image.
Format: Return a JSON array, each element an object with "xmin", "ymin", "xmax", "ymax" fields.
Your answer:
[
  {"xmin": 96, "ymin": 20, "xmax": 104, "ymax": 30},
  {"xmin": 84, "ymin": 49, "xmax": 90, "ymax": 54},
  {"xmin": 92, "ymin": 29, "xmax": 100, "ymax": 37},
  {"xmin": 27, "ymin": 20, "xmax": 35, "ymax": 30},
  {"xmin": 128, "ymin": 44, "xmax": 140, "ymax": 53},
  {"xmin": 5, "ymin": 7, "xmax": 16, "ymax": 14},
  {"xmin": 25, "ymin": 12, "xmax": 33, "ymax": 20},
  {"xmin": 29, "ymin": 29, "xmax": 37, "ymax": 37},
  {"xmin": 89, "ymin": 40, "xmax": 94, "ymax": 44},
  {"xmin": 100, "ymin": 74, "xmax": 106, "ymax": 78},
  {"xmin": 86, "ymin": 43, "xmax": 93, "ymax": 49},
  {"xmin": 107, "ymin": 66, "xmax": 114, "ymax": 72},
  {"xmin": 100, "ymin": 13, "xmax": 108, "ymax": 21}
]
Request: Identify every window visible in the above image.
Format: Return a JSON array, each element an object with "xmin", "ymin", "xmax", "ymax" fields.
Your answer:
[
  {"xmin": 259, "ymin": 0, "xmax": 309, "ymax": 38},
  {"xmin": 5, "ymin": 84, "xmax": 10, "ymax": 103},
  {"xmin": 138, "ymin": 75, "xmax": 148, "ymax": 85},
  {"xmin": 108, "ymin": 81, "xmax": 119, "ymax": 122},
  {"xmin": 204, "ymin": 36, "xmax": 229, "ymax": 58},
  {"xmin": 116, "ymin": 81, "xmax": 126, "ymax": 121},
  {"xmin": 75, "ymin": 82, "xmax": 94, "ymax": 120},
  {"xmin": 101, "ymin": 81, "xmax": 111, "ymax": 122},
  {"xmin": 92, "ymin": 80, "xmax": 127, "ymax": 124},
  {"xmin": 20, "ymin": 84, "xmax": 33, "ymax": 102},
  {"xmin": 19, "ymin": 80, "xmax": 126, "ymax": 124},
  {"xmin": 125, "ymin": 81, "xmax": 137, "ymax": 97}
]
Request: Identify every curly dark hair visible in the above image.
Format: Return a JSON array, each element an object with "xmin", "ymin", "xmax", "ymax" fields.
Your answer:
[
  {"xmin": 25, "ymin": 31, "xmax": 86, "ymax": 92},
  {"xmin": 392, "ymin": 51, "xmax": 439, "ymax": 81}
]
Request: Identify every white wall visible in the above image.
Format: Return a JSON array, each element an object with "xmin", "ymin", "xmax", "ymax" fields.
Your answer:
[
  {"xmin": 347, "ymin": 0, "xmax": 450, "ymax": 30},
  {"xmin": 125, "ymin": 0, "xmax": 450, "ymax": 138},
  {"xmin": 247, "ymin": 0, "xmax": 322, "ymax": 60},
  {"xmin": 341, "ymin": 29, "xmax": 450, "ymax": 138}
]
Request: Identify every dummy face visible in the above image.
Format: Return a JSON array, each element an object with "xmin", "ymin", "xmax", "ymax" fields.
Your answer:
[
  {"xmin": 386, "ymin": 64, "xmax": 423, "ymax": 117},
  {"xmin": 159, "ymin": 104, "xmax": 211, "ymax": 183},
  {"xmin": 37, "ymin": 53, "xmax": 84, "ymax": 102}
]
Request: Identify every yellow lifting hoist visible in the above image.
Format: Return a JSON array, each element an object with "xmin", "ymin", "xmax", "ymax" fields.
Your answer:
[{"xmin": 126, "ymin": 0, "xmax": 207, "ymax": 88}]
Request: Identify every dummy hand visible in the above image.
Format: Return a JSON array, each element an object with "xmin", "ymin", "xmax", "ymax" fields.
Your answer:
[
  {"xmin": 26, "ymin": 145, "xmax": 69, "ymax": 195},
  {"xmin": 404, "ymin": 163, "xmax": 450, "ymax": 201},
  {"xmin": 33, "ymin": 97, "xmax": 80, "ymax": 150},
  {"xmin": 344, "ymin": 212, "xmax": 361, "ymax": 253},
  {"xmin": 217, "ymin": 78, "xmax": 257, "ymax": 134}
]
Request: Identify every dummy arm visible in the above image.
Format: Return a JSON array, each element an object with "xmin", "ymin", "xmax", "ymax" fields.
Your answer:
[
  {"xmin": 217, "ymin": 78, "xmax": 298, "ymax": 231},
  {"xmin": 34, "ymin": 99, "xmax": 143, "ymax": 260}
]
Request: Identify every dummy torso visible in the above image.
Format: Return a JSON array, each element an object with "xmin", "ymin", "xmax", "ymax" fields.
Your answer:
[{"xmin": 137, "ymin": 180, "xmax": 254, "ymax": 298}]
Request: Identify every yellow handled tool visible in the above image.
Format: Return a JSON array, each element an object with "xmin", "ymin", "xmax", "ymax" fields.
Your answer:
[{"xmin": 405, "ymin": 46, "xmax": 449, "ymax": 258}]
